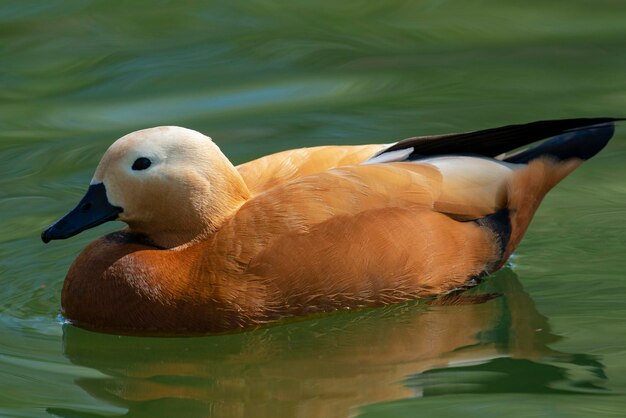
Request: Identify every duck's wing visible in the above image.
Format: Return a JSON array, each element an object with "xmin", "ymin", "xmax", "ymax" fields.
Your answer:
[
  {"xmin": 218, "ymin": 119, "xmax": 618, "ymax": 315},
  {"xmin": 369, "ymin": 117, "xmax": 621, "ymax": 163},
  {"xmin": 237, "ymin": 144, "xmax": 384, "ymax": 195},
  {"xmin": 233, "ymin": 118, "xmax": 617, "ymax": 262}
]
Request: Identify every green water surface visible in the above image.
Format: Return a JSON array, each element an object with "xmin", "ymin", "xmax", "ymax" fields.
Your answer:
[{"xmin": 1, "ymin": 1, "xmax": 626, "ymax": 417}]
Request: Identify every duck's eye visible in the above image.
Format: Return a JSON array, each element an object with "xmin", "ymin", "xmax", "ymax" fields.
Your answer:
[{"xmin": 132, "ymin": 157, "xmax": 152, "ymax": 171}]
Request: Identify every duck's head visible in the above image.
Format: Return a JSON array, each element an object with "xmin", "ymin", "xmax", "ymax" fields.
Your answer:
[{"xmin": 41, "ymin": 126, "xmax": 250, "ymax": 248}]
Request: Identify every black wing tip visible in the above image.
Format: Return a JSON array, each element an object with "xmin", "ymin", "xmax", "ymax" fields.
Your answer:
[
  {"xmin": 504, "ymin": 120, "xmax": 618, "ymax": 164},
  {"xmin": 376, "ymin": 117, "xmax": 625, "ymax": 161}
]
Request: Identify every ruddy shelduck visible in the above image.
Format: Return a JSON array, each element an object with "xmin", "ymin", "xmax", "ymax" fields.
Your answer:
[{"xmin": 42, "ymin": 118, "xmax": 620, "ymax": 335}]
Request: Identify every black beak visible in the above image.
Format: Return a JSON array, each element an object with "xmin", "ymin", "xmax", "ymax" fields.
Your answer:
[{"xmin": 41, "ymin": 183, "xmax": 123, "ymax": 243}]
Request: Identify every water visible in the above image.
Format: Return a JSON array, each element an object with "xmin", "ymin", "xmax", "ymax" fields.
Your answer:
[{"xmin": 1, "ymin": 1, "xmax": 626, "ymax": 416}]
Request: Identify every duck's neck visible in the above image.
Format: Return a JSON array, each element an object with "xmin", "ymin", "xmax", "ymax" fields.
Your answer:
[{"xmin": 128, "ymin": 159, "xmax": 251, "ymax": 249}]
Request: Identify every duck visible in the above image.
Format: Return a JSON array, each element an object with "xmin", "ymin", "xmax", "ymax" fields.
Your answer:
[{"xmin": 41, "ymin": 117, "xmax": 620, "ymax": 335}]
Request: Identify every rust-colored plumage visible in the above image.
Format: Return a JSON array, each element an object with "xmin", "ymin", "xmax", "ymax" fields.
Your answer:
[{"xmin": 43, "ymin": 118, "xmax": 619, "ymax": 334}]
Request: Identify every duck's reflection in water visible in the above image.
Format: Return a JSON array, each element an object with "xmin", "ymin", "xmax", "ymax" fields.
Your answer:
[{"xmin": 51, "ymin": 270, "xmax": 607, "ymax": 418}]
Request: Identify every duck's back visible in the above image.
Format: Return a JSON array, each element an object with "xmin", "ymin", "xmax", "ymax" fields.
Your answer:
[{"xmin": 237, "ymin": 144, "xmax": 385, "ymax": 194}]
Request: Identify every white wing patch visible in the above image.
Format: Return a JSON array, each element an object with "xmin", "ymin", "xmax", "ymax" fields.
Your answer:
[{"xmin": 362, "ymin": 147, "xmax": 414, "ymax": 165}]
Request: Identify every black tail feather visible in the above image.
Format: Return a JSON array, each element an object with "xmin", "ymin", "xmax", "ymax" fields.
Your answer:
[{"xmin": 374, "ymin": 117, "xmax": 623, "ymax": 161}]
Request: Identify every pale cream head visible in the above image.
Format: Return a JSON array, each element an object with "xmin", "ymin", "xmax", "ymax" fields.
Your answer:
[{"xmin": 91, "ymin": 126, "xmax": 250, "ymax": 248}]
